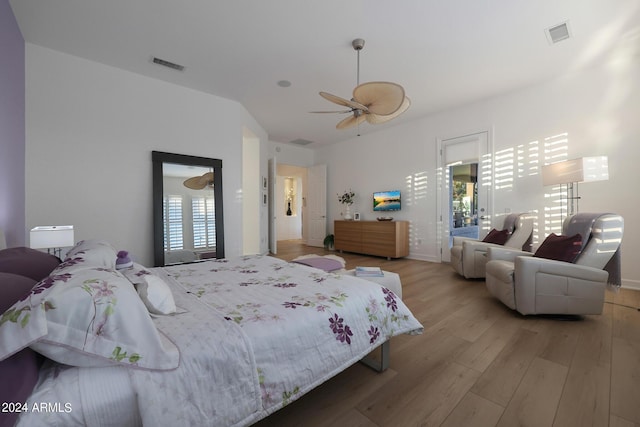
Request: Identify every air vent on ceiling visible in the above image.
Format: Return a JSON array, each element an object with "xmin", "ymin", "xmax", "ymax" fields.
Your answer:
[
  {"xmin": 545, "ymin": 21, "xmax": 571, "ymax": 45},
  {"xmin": 152, "ymin": 57, "xmax": 185, "ymax": 71},
  {"xmin": 289, "ymin": 138, "xmax": 314, "ymax": 146}
]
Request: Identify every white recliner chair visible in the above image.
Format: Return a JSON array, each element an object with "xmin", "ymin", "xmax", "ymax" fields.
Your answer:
[
  {"xmin": 450, "ymin": 213, "xmax": 533, "ymax": 279},
  {"xmin": 485, "ymin": 213, "xmax": 623, "ymax": 315}
]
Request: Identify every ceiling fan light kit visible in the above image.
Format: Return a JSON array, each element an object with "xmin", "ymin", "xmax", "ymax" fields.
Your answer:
[{"xmin": 314, "ymin": 38, "xmax": 410, "ymax": 130}]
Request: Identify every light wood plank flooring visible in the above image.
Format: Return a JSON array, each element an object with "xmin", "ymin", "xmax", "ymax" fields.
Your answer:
[{"xmin": 253, "ymin": 240, "xmax": 640, "ymax": 427}]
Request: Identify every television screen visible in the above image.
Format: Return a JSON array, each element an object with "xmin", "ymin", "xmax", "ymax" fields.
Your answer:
[{"xmin": 373, "ymin": 190, "xmax": 401, "ymax": 211}]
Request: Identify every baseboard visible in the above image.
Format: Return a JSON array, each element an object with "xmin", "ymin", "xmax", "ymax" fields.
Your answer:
[
  {"xmin": 621, "ymin": 278, "xmax": 640, "ymax": 291},
  {"xmin": 406, "ymin": 254, "xmax": 440, "ymax": 263}
]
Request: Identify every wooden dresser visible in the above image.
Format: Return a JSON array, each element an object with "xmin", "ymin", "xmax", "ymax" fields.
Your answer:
[{"xmin": 334, "ymin": 220, "xmax": 409, "ymax": 259}]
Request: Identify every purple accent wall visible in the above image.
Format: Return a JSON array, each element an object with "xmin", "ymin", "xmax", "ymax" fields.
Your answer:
[{"xmin": 0, "ymin": 0, "xmax": 26, "ymax": 247}]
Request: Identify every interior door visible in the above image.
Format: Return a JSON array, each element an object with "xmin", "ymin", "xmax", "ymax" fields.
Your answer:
[
  {"xmin": 438, "ymin": 131, "xmax": 491, "ymax": 262},
  {"xmin": 307, "ymin": 164, "xmax": 327, "ymax": 247},
  {"xmin": 268, "ymin": 157, "xmax": 277, "ymax": 254}
]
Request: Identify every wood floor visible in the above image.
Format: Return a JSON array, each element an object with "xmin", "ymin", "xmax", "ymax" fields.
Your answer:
[{"xmin": 253, "ymin": 240, "xmax": 640, "ymax": 427}]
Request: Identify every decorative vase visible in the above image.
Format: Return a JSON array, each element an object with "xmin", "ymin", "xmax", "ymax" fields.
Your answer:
[{"xmin": 344, "ymin": 204, "xmax": 352, "ymax": 220}]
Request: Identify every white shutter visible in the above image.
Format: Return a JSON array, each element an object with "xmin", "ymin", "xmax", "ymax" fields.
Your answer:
[
  {"xmin": 192, "ymin": 196, "xmax": 216, "ymax": 249},
  {"xmin": 164, "ymin": 195, "xmax": 184, "ymax": 251}
]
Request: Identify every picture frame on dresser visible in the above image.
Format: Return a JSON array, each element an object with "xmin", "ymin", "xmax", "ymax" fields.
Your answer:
[{"xmin": 354, "ymin": 212, "xmax": 361, "ymax": 221}]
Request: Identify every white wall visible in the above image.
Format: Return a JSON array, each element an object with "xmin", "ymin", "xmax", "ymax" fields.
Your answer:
[
  {"xmin": 0, "ymin": 1, "xmax": 25, "ymax": 247},
  {"xmin": 267, "ymin": 141, "xmax": 316, "ymax": 167},
  {"xmin": 315, "ymin": 120, "xmax": 438, "ymax": 261},
  {"xmin": 25, "ymin": 44, "xmax": 268, "ymax": 266},
  {"xmin": 242, "ymin": 130, "xmax": 261, "ymax": 255},
  {"xmin": 316, "ymin": 58, "xmax": 640, "ymax": 288}
]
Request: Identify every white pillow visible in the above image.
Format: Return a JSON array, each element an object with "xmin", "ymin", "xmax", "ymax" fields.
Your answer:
[
  {"xmin": 122, "ymin": 263, "xmax": 177, "ymax": 315},
  {"xmin": 136, "ymin": 274, "xmax": 177, "ymax": 315}
]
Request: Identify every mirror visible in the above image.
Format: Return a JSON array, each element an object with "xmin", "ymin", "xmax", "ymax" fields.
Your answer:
[{"xmin": 152, "ymin": 151, "xmax": 225, "ymax": 266}]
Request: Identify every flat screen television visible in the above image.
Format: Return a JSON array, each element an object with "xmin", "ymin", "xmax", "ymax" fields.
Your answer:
[{"xmin": 373, "ymin": 190, "xmax": 401, "ymax": 211}]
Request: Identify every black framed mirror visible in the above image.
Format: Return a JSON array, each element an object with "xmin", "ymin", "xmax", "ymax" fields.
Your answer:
[{"xmin": 152, "ymin": 151, "xmax": 225, "ymax": 267}]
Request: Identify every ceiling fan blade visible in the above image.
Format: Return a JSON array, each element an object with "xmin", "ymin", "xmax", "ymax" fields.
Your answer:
[
  {"xmin": 336, "ymin": 114, "xmax": 366, "ymax": 130},
  {"xmin": 353, "ymin": 82, "xmax": 405, "ymax": 116},
  {"xmin": 319, "ymin": 92, "xmax": 369, "ymax": 111},
  {"xmin": 365, "ymin": 96, "xmax": 411, "ymax": 124},
  {"xmin": 183, "ymin": 171, "xmax": 214, "ymax": 190},
  {"xmin": 309, "ymin": 109, "xmax": 352, "ymax": 114}
]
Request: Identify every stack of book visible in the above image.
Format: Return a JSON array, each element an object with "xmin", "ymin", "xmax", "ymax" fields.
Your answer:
[{"xmin": 355, "ymin": 266, "xmax": 384, "ymax": 277}]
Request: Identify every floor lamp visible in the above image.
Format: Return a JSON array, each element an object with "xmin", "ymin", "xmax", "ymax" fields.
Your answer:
[{"xmin": 542, "ymin": 156, "xmax": 609, "ymax": 222}]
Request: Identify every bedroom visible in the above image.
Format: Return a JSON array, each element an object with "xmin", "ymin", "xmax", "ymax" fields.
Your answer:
[{"xmin": 1, "ymin": 0, "xmax": 640, "ymax": 426}]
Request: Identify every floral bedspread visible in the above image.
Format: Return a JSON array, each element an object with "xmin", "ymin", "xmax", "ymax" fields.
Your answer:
[{"xmin": 130, "ymin": 255, "xmax": 423, "ymax": 426}]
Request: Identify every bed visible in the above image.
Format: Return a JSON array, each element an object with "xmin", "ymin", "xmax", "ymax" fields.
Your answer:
[{"xmin": 0, "ymin": 240, "xmax": 423, "ymax": 427}]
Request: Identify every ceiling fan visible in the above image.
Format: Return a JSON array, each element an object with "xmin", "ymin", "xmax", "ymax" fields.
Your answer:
[
  {"xmin": 313, "ymin": 38, "xmax": 410, "ymax": 130},
  {"xmin": 183, "ymin": 171, "xmax": 214, "ymax": 190}
]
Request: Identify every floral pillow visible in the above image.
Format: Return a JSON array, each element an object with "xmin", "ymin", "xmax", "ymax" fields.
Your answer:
[
  {"xmin": 121, "ymin": 263, "xmax": 177, "ymax": 315},
  {"xmin": 64, "ymin": 239, "xmax": 118, "ymax": 269},
  {"xmin": 0, "ymin": 265, "xmax": 179, "ymax": 371}
]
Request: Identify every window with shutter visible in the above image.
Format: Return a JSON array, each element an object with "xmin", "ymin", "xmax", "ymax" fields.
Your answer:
[
  {"xmin": 192, "ymin": 196, "xmax": 216, "ymax": 249},
  {"xmin": 163, "ymin": 195, "xmax": 184, "ymax": 251}
]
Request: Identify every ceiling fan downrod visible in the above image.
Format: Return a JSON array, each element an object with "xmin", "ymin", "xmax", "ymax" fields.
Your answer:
[{"xmin": 352, "ymin": 38, "xmax": 365, "ymax": 88}]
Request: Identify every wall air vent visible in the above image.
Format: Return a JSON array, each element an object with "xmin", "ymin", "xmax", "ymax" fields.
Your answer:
[
  {"xmin": 152, "ymin": 57, "xmax": 185, "ymax": 71},
  {"xmin": 545, "ymin": 21, "xmax": 571, "ymax": 45},
  {"xmin": 289, "ymin": 138, "xmax": 314, "ymax": 146}
]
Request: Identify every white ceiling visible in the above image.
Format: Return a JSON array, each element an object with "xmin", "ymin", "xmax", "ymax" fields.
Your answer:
[{"xmin": 9, "ymin": 0, "xmax": 640, "ymax": 147}]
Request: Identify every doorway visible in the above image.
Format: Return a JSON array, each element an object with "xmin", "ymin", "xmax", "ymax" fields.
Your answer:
[
  {"xmin": 451, "ymin": 163, "xmax": 478, "ymax": 238},
  {"xmin": 268, "ymin": 163, "xmax": 327, "ymax": 253},
  {"xmin": 438, "ymin": 131, "xmax": 492, "ymax": 262},
  {"xmin": 276, "ymin": 170, "xmax": 304, "ymax": 241}
]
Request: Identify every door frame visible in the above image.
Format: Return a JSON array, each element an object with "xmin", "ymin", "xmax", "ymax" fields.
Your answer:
[
  {"xmin": 268, "ymin": 157, "xmax": 277, "ymax": 254},
  {"xmin": 436, "ymin": 129, "xmax": 494, "ymax": 263},
  {"xmin": 306, "ymin": 164, "xmax": 327, "ymax": 247}
]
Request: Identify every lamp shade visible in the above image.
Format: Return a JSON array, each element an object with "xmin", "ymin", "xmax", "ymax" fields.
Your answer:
[
  {"xmin": 30, "ymin": 226, "xmax": 75, "ymax": 249},
  {"xmin": 542, "ymin": 156, "xmax": 609, "ymax": 186}
]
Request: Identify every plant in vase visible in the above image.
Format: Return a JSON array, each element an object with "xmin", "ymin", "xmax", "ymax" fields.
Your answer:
[
  {"xmin": 338, "ymin": 190, "xmax": 355, "ymax": 220},
  {"xmin": 323, "ymin": 234, "xmax": 334, "ymax": 250}
]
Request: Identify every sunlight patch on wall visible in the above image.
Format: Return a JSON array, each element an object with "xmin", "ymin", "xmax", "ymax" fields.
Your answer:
[
  {"xmin": 494, "ymin": 148, "xmax": 514, "ymax": 190},
  {"xmin": 404, "ymin": 171, "xmax": 429, "ymax": 249},
  {"xmin": 405, "ymin": 171, "xmax": 429, "ymax": 206},
  {"xmin": 517, "ymin": 141, "xmax": 540, "ymax": 178},
  {"xmin": 479, "ymin": 153, "xmax": 493, "ymax": 230},
  {"xmin": 542, "ymin": 132, "xmax": 569, "ymax": 235},
  {"xmin": 528, "ymin": 209, "xmax": 542, "ymax": 246},
  {"xmin": 479, "ymin": 153, "xmax": 493, "ymax": 190}
]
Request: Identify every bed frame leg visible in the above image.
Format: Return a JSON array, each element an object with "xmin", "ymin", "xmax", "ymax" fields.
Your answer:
[{"xmin": 360, "ymin": 340, "xmax": 390, "ymax": 372}]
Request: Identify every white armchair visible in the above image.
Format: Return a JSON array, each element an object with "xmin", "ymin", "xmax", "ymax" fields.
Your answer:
[
  {"xmin": 450, "ymin": 213, "xmax": 533, "ymax": 279},
  {"xmin": 485, "ymin": 213, "xmax": 624, "ymax": 315}
]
